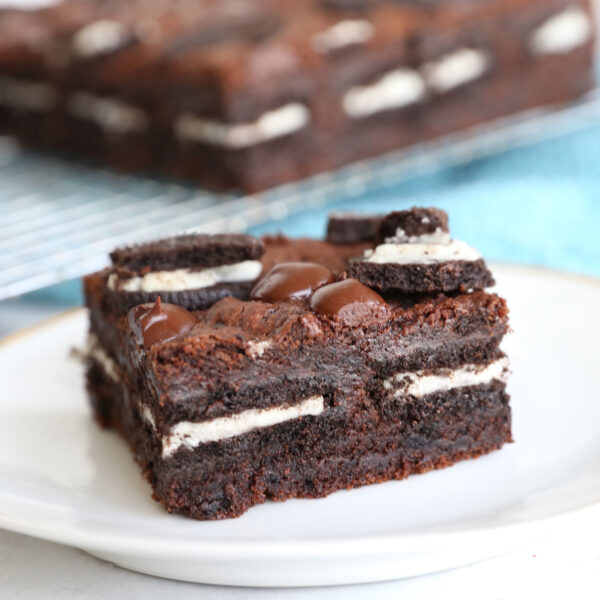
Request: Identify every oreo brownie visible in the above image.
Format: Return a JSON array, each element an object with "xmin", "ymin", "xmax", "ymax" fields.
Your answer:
[
  {"xmin": 83, "ymin": 206, "xmax": 512, "ymax": 520},
  {"xmin": 349, "ymin": 207, "xmax": 495, "ymax": 293},
  {"xmin": 0, "ymin": 0, "xmax": 595, "ymax": 191},
  {"xmin": 105, "ymin": 233, "xmax": 264, "ymax": 312}
]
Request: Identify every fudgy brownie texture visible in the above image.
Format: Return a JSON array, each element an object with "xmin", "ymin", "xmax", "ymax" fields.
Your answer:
[
  {"xmin": 326, "ymin": 213, "xmax": 383, "ymax": 244},
  {"xmin": 83, "ymin": 207, "xmax": 512, "ymax": 519},
  {"xmin": 0, "ymin": 0, "xmax": 594, "ymax": 190},
  {"xmin": 91, "ymin": 359, "xmax": 510, "ymax": 520},
  {"xmin": 348, "ymin": 259, "xmax": 496, "ymax": 293}
]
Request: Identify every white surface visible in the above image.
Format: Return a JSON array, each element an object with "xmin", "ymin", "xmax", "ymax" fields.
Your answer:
[{"xmin": 1, "ymin": 265, "xmax": 600, "ymax": 588}]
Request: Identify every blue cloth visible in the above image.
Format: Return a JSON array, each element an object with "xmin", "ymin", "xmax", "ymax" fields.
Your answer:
[{"xmin": 248, "ymin": 123, "xmax": 600, "ymax": 278}]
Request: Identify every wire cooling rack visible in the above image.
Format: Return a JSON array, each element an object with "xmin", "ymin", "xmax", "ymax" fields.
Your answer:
[{"xmin": 3, "ymin": 88, "xmax": 600, "ymax": 301}]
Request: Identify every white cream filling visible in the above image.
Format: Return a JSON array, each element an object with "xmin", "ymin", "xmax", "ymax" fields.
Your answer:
[
  {"xmin": 246, "ymin": 340, "xmax": 273, "ymax": 359},
  {"xmin": 141, "ymin": 405, "xmax": 157, "ymax": 431},
  {"xmin": 108, "ymin": 260, "xmax": 263, "ymax": 293},
  {"xmin": 68, "ymin": 92, "xmax": 148, "ymax": 133},
  {"xmin": 311, "ymin": 19, "xmax": 374, "ymax": 53},
  {"xmin": 86, "ymin": 333, "xmax": 120, "ymax": 382},
  {"xmin": 342, "ymin": 68, "xmax": 426, "ymax": 118},
  {"xmin": 384, "ymin": 358, "xmax": 509, "ymax": 398},
  {"xmin": 174, "ymin": 103, "xmax": 310, "ymax": 148},
  {"xmin": 364, "ymin": 239, "xmax": 481, "ymax": 265},
  {"xmin": 72, "ymin": 19, "xmax": 129, "ymax": 58},
  {"xmin": 162, "ymin": 395, "xmax": 324, "ymax": 457},
  {"xmin": 529, "ymin": 7, "xmax": 592, "ymax": 55},
  {"xmin": 385, "ymin": 226, "xmax": 451, "ymax": 245},
  {"xmin": 422, "ymin": 47, "xmax": 490, "ymax": 93},
  {"xmin": 0, "ymin": 77, "xmax": 57, "ymax": 112}
]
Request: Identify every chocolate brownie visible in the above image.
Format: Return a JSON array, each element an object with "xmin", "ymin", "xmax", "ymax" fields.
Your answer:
[
  {"xmin": 0, "ymin": 0, "xmax": 595, "ymax": 191},
  {"xmin": 83, "ymin": 206, "xmax": 512, "ymax": 520},
  {"xmin": 349, "ymin": 207, "xmax": 494, "ymax": 292}
]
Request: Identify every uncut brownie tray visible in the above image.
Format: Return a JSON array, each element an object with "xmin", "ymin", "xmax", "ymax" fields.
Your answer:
[
  {"xmin": 0, "ymin": 0, "xmax": 595, "ymax": 191},
  {"xmin": 83, "ymin": 207, "xmax": 511, "ymax": 520}
]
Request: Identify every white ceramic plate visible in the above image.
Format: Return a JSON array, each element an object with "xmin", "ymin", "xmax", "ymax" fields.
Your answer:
[{"xmin": 1, "ymin": 264, "xmax": 599, "ymax": 587}]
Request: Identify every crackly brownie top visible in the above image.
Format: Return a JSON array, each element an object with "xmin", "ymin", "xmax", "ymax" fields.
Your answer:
[{"xmin": 109, "ymin": 233, "xmax": 265, "ymax": 272}]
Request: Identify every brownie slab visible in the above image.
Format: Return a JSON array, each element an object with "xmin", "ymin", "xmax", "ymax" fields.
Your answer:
[
  {"xmin": 0, "ymin": 0, "xmax": 594, "ymax": 190},
  {"xmin": 83, "ymin": 206, "xmax": 512, "ymax": 520}
]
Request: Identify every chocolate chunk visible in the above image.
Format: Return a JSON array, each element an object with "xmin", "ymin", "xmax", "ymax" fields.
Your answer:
[
  {"xmin": 251, "ymin": 262, "xmax": 334, "ymax": 302},
  {"xmin": 130, "ymin": 297, "xmax": 196, "ymax": 347},
  {"xmin": 376, "ymin": 207, "xmax": 449, "ymax": 244},
  {"xmin": 310, "ymin": 278, "xmax": 388, "ymax": 325},
  {"xmin": 326, "ymin": 212, "xmax": 383, "ymax": 244},
  {"xmin": 110, "ymin": 233, "xmax": 264, "ymax": 273}
]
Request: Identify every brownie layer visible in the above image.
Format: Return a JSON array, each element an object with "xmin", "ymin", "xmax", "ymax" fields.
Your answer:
[{"xmin": 88, "ymin": 360, "xmax": 510, "ymax": 519}]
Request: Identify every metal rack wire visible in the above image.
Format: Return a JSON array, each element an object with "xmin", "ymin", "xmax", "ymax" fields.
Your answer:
[{"xmin": 3, "ymin": 88, "xmax": 600, "ymax": 301}]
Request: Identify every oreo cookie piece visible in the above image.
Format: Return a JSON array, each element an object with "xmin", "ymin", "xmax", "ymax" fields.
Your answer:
[
  {"xmin": 348, "ymin": 207, "xmax": 494, "ymax": 293},
  {"xmin": 375, "ymin": 207, "xmax": 449, "ymax": 245},
  {"xmin": 106, "ymin": 233, "xmax": 265, "ymax": 312},
  {"xmin": 326, "ymin": 212, "xmax": 383, "ymax": 244}
]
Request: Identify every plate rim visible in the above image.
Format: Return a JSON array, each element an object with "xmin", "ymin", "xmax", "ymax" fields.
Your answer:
[{"xmin": 1, "ymin": 262, "xmax": 600, "ymax": 559}]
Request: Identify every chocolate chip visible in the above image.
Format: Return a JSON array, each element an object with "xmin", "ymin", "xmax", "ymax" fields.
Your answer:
[
  {"xmin": 310, "ymin": 278, "xmax": 388, "ymax": 325},
  {"xmin": 251, "ymin": 262, "xmax": 335, "ymax": 302},
  {"xmin": 130, "ymin": 297, "xmax": 196, "ymax": 347}
]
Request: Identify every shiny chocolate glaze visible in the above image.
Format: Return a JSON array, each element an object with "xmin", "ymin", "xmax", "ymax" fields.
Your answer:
[
  {"xmin": 310, "ymin": 278, "xmax": 388, "ymax": 326},
  {"xmin": 130, "ymin": 297, "xmax": 196, "ymax": 347},
  {"xmin": 251, "ymin": 262, "xmax": 334, "ymax": 302}
]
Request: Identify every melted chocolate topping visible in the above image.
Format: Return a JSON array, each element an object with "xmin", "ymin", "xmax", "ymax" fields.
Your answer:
[
  {"xmin": 251, "ymin": 262, "xmax": 335, "ymax": 302},
  {"xmin": 310, "ymin": 279, "xmax": 388, "ymax": 326},
  {"xmin": 131, "ymin": 297, "xmax": 196, "ymax": 347}
]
